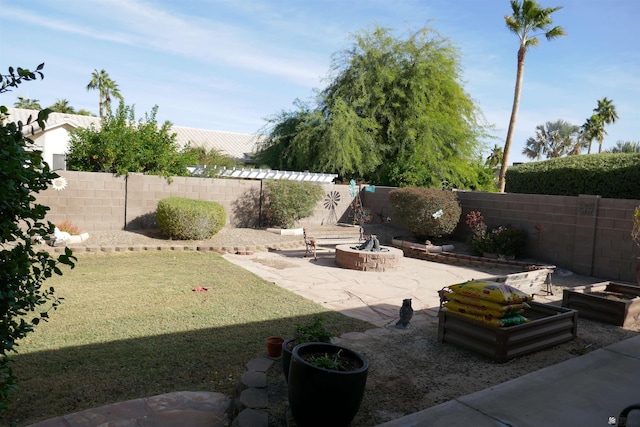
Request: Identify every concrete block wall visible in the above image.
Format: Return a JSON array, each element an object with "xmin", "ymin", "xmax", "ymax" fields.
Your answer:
[
  {"xmin": 35, "ymin": 171, "xmax": 640, "ymax": 283},
  {"xmin": 124, "ymin": 174, "xmax": 263, "ymax": 228},
  {"xmin": 366, "ymin": 188, "xmax": 639, "ymax": 283},
  {"xmin": 37, "ymin": 171, "xmax": 359, "ymax": 232},
  {"xmin": 38, "ymin": 171, "xmax": 126, "ymax": 231}
]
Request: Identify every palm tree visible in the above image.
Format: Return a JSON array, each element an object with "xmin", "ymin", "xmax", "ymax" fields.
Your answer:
[
  {"xmin": 486, "ymin": 145, "xmax": 504, "ymax": 169},
  {"xmin": 14, "ymin": 96, "xmax": 41, "ymax": 110},
  {"xmin": 522, "ymin": 120, "xmax": 580, "ymax": 160},
  {"xmin": 581, "ymin": 114, "xmax": 604, "ymax": 154},
  {"xmin": 498, "ymin": 0, "xmax": 566, "ymax": 192},
  {"xmin": 48, "ymin": 99, "xmax": 76, "ymax": 114},
  {"xmin": 593, "ymin": 97, "xmax": 618, "ymax": 153},
  {"xmin": 607, "ymin": 141, "xmax": 640, "ymax": 153},
  {"xmin": 86, "ymin": 69, "xmax": 124, "ymax": 118}
]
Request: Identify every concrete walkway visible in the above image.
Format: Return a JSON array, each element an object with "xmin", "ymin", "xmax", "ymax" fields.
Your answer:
[{"xmin": 222, "ymin": 239, "xmax": 527, "ymax": 328}]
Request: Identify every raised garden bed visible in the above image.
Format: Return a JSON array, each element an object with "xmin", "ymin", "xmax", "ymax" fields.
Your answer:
[
  {"xmin": 438, "ymin": 302, "xmax": 577, "ymax": 363},
  {"xmin": 561, "ymin": 282, "xmax": 640, "ymax": 327}
]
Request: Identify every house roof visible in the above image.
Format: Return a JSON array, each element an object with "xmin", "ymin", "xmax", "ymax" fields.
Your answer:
[{"xmin": 3, "ymin": 108, "xmax": 261, "ymax": 161}]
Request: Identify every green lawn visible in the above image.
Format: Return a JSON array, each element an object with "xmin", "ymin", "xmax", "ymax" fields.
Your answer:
[{"xmin": 2, "ymin": 251, "xmax": 373, "ymax": 426}]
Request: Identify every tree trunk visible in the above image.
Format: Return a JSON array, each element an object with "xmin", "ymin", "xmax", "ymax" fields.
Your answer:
[{"xmin": 498, "ymin": 45, "xmax": 527, "ymax": 193}]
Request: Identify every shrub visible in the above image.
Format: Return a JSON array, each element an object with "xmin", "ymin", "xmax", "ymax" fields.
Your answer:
[
  {"xmin": 389, "ymin": 187, "xmax": 461, "ymax": 241},
  {"xmin": 0, "ymin": 64, "xmax": 76, "ymax": 412},
  {"xmin": 156, "ymin": 197, "xmax": 226, "ymax": 240},
  {"xmin": 505, "ymin": 153, "xmax": 640, "ymax": 199},
  {"xmin": 466, "ymin": 211, "xmax": 526, "ymax": 258},
  {"xmin": 262, "ymin": 180, "xmax": 324, "ymax": 228},
  {"xmin": 294, "ymin": 316, "xmax": 333, "ymax": 344}
]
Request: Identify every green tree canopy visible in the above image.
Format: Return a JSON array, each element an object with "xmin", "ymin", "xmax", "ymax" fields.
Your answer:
[
  {"xmin": 0, "ymin": 63, "xmax": 76, "ymax": 412},
  {"xmin": 256, "ymin": 26, "xmax": 494, "ymax": 190},
  {"xmin": 66, "ymin": 104, "xmax": 193, "ymax": 177}
]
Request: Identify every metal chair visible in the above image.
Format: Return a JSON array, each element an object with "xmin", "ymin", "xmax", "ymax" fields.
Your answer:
[{"xmin": 303, "ymin": 228, "xmax": 317, "ymax": 260}]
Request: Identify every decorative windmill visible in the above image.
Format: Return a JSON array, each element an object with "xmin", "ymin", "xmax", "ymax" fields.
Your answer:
[{"xmin": 323, "ymin": 190, "xmax": 341, "ymax": 225}]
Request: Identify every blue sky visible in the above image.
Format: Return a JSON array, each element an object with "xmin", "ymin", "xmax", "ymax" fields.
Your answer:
[{"xmin": 1, "ymin": 0, "xmax": 638, "ymax": 164}]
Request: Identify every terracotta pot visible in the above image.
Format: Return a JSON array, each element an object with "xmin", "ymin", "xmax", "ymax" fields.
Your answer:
[{"xmin": 266, "ymin": 336, "xmax": 284, "ymax": 358}]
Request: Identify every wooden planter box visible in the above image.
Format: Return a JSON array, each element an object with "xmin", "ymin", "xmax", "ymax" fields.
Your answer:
[
  {"xmin": 438, "ymin": 302, "xmax": 577, "ymax": 363},
  {"xmin": 482, "ymin": 267, "xmax": 554, "ymax": 296},
  {"xmin": 562, "ymin": 282, "xmax": 640, "ymax": 327}
]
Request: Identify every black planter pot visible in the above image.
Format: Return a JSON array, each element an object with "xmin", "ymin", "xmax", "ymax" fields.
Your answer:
[
  {"xmin": 288, "ymin": 342, "xmax": 369, "ymax": 427},
  {"xmin": 282, "ymin": 337, "xmax": 296, "ymax": 382}
]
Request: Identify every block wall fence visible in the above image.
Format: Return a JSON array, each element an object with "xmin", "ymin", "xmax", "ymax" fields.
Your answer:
[
  {"xmin": 37, "ymin": 171, "xmax": 356, "ymax": 232},
  {"xmin": 364, "ymin": 187, "xmax": 640, "ymax": 283},
  {"xmin": 37, "ymin": 171, "xmax": 640, "ymax": 283}
]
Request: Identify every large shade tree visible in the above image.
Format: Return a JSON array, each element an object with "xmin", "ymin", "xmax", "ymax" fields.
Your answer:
[
  {"xmin": 257, "ymin": 26, "xmax": 494, "ymax": 190},
  {"xmin": 86, "ymin": 69, "xmax": 124, "ymax": 118},
  {"xmin": 498, "ymin": 0, "xmax": 566, "ymax": 192},
  {"xmin": 522, "ymin": 119, "xmax": 582, "ymax": 160},
  {"xmin": 67, "ymin": 104, "xmax": 193, "ymax": 177}
]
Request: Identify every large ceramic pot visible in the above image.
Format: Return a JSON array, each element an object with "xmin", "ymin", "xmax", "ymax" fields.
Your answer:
[
  {"xmin": 288, "ymin": 342, "xmax": 369, "ymax": 427},
  {"xmin": 282, "ymin": 337, "xmax": 296, "ymax": 382}
]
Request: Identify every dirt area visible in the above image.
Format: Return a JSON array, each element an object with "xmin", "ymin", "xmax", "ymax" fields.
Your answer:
[
  {"xmin": 265, "ymin": 266, "xmax": 640, "ymax": 427},
  {"xmin": 267, "ymin": 300, "xmax": 640, "ymax": 426}
]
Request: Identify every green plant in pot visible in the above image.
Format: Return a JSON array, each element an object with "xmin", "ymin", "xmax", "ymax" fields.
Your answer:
[
  {"xmin": 282, "ymin": 316, "xmax": 332, "ymax": 382},
  {"xmin": 631, "ymin": 206, "xmax": 640, "ymax": 286},
  {"xmin": 288, "ymin": 342, "xmax": 369, "ymax": 427}
]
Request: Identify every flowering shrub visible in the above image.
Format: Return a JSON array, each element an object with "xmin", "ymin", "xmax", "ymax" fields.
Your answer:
[{"xmin": 466, "ymin": 211, "xmax": 525, "ymax": 258}]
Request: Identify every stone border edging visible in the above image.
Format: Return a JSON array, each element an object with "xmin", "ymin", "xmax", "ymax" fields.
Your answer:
[
  {"xmin": 39, "ymin": 239, "xmax": 306, "ymax": 255},
  {"xmin": 398, "ymin": 246, "xmax": 535, "ymax": 269}
]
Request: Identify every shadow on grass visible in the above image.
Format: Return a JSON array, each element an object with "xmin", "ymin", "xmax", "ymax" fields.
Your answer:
[{"xmin": 2, "ymin": 313, "xmax": 372, "ymax": 426}]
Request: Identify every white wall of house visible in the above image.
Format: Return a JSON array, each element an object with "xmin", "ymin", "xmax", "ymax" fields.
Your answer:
[{"xmin": 40, "ymin": 125, "xmax": 71, "ymax": 170}]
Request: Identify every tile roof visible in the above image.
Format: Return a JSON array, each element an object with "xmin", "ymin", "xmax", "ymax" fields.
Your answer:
[{"xmin": 3, "ymin": 108, "xmax": 261, "ymax": 161}]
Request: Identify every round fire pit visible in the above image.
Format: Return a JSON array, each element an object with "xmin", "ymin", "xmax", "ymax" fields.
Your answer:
[{"xmin": 335, "ymin": 244, "xmax": 403, "ymax": 272}]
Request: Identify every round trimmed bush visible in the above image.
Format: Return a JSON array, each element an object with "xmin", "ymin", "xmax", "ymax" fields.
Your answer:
[
  {"xmin": 389, "ymin": 187, "xmax": 461, "ymax": 241},
  {"xmin": 156, "ymin": 197, "xmax": 226, "ymax": 240}
]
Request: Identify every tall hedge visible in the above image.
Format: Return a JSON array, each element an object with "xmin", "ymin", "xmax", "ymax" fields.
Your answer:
[
  {"xmin": 156, "ymin": 197, "xmax": 226, "ymax": 240},
  {"xmin": 389, "ymin": 187, "xmax": 461, "ymax": 241},
  {"xmin": 506, "ymin": 153, "xmax": 640, "ymax": 199}
]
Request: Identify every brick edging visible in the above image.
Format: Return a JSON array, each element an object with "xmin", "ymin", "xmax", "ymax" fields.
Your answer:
[
  {"xmin": 39, "ymin": 239, "xmax": 306, "ymax": 255},
  {"xmin": 398, "ymin": 247, "xmax": 544, "ymax": 269}
]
